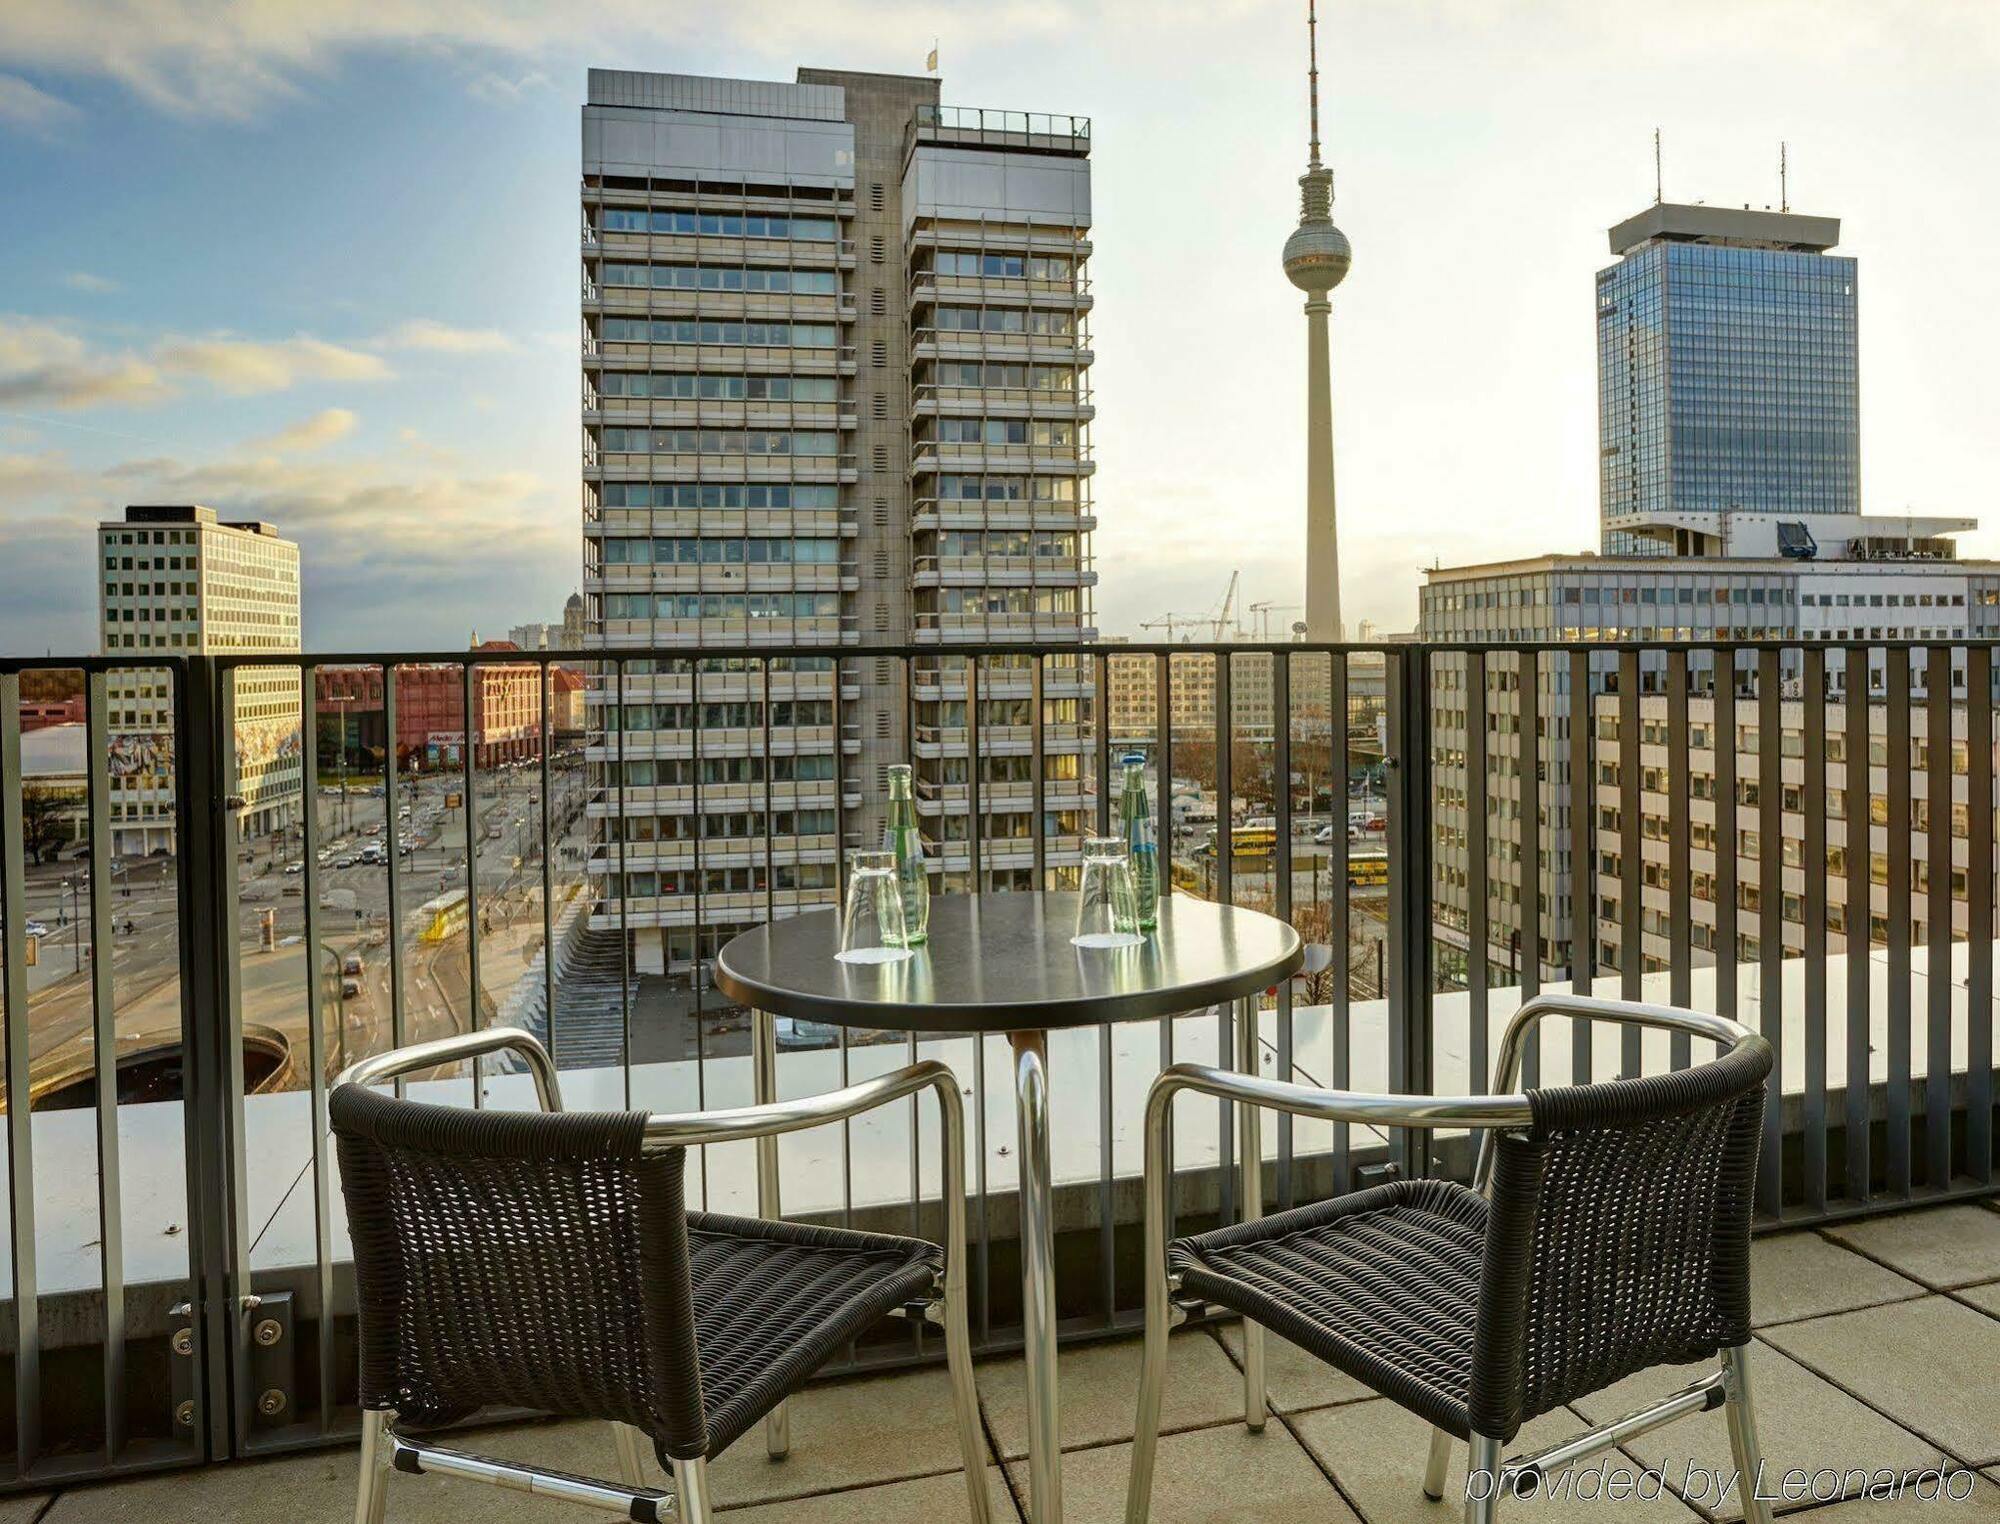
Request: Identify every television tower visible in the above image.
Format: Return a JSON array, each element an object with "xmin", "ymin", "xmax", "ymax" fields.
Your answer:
[{"xmin": 1282, "ymin": 0, "xmax": 1352, "ymax": 642}]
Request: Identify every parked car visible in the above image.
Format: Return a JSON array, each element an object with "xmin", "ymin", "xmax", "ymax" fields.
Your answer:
[
  {"xmin": 341, "ymin": 978, "xmax": 363, "ymax": 1000},
  {"xmin": 283, "ymin": 861, "xmax": 304, "ymax": 875},
  {"xmin": 342, "ymin": 954, "xmax": 364, "ymax": 976}
]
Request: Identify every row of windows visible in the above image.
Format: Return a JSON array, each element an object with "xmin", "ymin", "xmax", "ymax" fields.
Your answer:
[
  {"xmin": 930, "ymin": 306, "xmax": 1077, "ymax": 336},
  {"xmin": 929, "ymin": 252, "xmax": 1072, "ymax": 280},
  {"xmin": 598, "ymin": 483, "xmax": 839, "ymax": 509},
  {"xmin": 930, "ymin": 588, "xmax": 1079, "ymax": 614},
  {"xmin": 927, "ymin": 361, "xmax": 1077, "ymax": 391},
  {"xmin": 602, "ymin": 592, "xmax": 843, "ymax": 619},
  {"xmin": 605, "ymin": 754, "xmax": 838, "ymax": 786},
  {"xmin": 596, "ymin": 372, "xmax": 838, "ymax": 402},
  {"xmin": 599, "ymin": 537, "xmax": 841, "ymax": 566},
  {"xmin": 934, "ymin": 531, "xmax": 1078, "ymax": 558},
  {"xmin": 935, "ymin": 474, "xmax": 1080, "ymax": 503},
  {"xmin": 599, "ymin": 210, "xmax": 837, "ymax": 241},
  {"xmin": 604, "ymin": 701, "xmax": 834, "ymax": 731},
  {"xmin": 601, "ymin": 262, "xmax": 840, "ymax": 295},
  {"xmin": 929, "ymin": 419, "xmax": 1075, "ymax": 446},
  {"xmin": 606, "ymin": 807, "xmax": 839, "ymax": 841},
  {"xmin": 598, "ymin": 428, "xmax": 839, "ymax": 456},
  {"xmin": 599, "ymin": 318, "xmax": 838, "ymax": 348},
  {"xmin": 610, "ymin": 865, "xmax": 837, "ymax": 897}
]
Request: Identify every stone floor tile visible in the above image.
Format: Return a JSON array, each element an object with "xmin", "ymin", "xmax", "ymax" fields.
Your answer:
[
  {"xmin": 1292, "ymin": 1398, "xmax": 1702, "ymax": 1524},
  {"xmin": 0, "ymin": 1496, "xmax": 52, "ymax": 1522},
  {"xmin": 1824, "ymin": 1206, "xmax": 2000, "ymax": 1290},
  {"xmin": 977, "ymin": 1331, "xmax": 1243, "ymax": 1460},
  {"xmin": 1750, "ymin": 1232, "xmax": 1924, "ymax": 1326},
  {"xmin": 1762, "ymin": 1295, "xmax": 2000, "ymax": 1466},
  {"xmin": 719, "ymin": 1466, "xmax": 1016, "ymax": 1522},
  {"xmin": 1014, "ymin": 1422, "xmax": 1351, "ymax": 1524},
  {"xmin": 1570, "ymin": 1341, "xmax": 1942, "ymax": 1520},
  {"xmin": 1217, "ymin": 1320, "xmax": 1374, "ymax": 1413},
  {"xmin": 43, "ymin": 1447, "xmax": 388, "ymax": 1523},
  {"xmin": 1796, "ymin": 1471, "xmax": 2000, "ymax": 1524},
  {"xmin": 1952, "ymin": 1280, "xmax": 2000, "ymax": 1319}
]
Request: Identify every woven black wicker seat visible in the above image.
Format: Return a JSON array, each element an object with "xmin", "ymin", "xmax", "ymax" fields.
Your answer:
[
  {"xmin": 1170, "ymin": 1178, "xmax": 1488, "ymax": 1435},
  {"xmin": 1125, "ymin": 994, "xmax": 1779, "ymax": 1524},
  {"xmin": 332, "ymin": 1028, "xmax": 991, "ymax": 1524}
]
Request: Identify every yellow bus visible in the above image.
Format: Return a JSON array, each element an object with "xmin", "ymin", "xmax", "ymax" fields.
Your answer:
[
  {"xmin": 1347, "ymin": 851, "xmax": 1389, "ymax": 888},
  {"xmin": 416, "ymin": 889, "xmax": 469, "ymax": 943},
  {"xmin": 1206, "ymin": 825, "xmax": 1277, "ymax": 859}
]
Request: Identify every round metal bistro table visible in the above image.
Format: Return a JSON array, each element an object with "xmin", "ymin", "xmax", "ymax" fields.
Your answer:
[{"xmin": 715, "ymin": 890, "xmax": 1302, "ymax": 1524}]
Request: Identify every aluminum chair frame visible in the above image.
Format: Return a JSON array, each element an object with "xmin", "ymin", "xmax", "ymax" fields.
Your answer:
[
  {"xmin": 1124, "ymin": 993, "xmax": 1776, "ymax": 1524},
  {"xmin": 336, "ymin": 1026, "xmax": 990, "ymax": 1524}
]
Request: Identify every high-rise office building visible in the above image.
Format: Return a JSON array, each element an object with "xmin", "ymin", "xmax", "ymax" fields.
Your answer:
[
  {"xmin": 581, "ymin": 67, "xmax": 1096, "ymax": 976},
  {"xmin": 97, "ymin": 505, "xmax": 302, "ymax": 855},
  {"xmin": 1599, "ymin": 203, "xmax": 1859, "ymax": 555}
]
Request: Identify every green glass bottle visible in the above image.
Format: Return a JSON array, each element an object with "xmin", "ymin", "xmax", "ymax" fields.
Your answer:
[
  {"xmin": 1120, "ymin": 754, "xmax": 1159, "ymax": 931},
  {"xmin": 885, "ymin": 763, "xmax": 928, "ymax": 945}
]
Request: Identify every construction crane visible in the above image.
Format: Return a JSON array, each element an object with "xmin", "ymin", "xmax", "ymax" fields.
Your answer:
[
  {"xmin": 1138, "ymin": 613, "xmax": 1211, "ymax": 643},
  {"xmin": 1210, "ymin": 570, "xmax": 1242, "ymax": 641},
  {"xmin": 1142, "ymin": 572, "xmax": 1246, "ymax": 644},
  {"xmin": 1247, "ymin": 601, "xmax": 1302, "ymax": 640}
]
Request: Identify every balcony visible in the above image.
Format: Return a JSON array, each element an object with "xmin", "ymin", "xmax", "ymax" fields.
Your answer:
[{"xmin": 3, "ymin": 636, "xmax": 1998, "ymax": 1508}]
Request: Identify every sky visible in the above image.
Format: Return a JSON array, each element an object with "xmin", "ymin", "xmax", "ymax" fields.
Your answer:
[{"xmin": 1, "ymin": 0, "xmax": 1997, "ymax": 654}]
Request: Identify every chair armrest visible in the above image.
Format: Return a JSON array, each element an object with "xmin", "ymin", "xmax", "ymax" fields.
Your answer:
[
  {"xmin": 643, "ymin": 1060, "xmax": 972, "ymax": 1296},
  {"xmin": 1147, "ymin": 1062, "xmax": 1532, "ymax": 1135},
  {"xmin": 333, "ymin": 1025, "xmax": 562, "ymax": 1111}
]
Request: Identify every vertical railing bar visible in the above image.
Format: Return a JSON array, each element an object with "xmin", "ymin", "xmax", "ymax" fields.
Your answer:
[
  {"xmin": 461, "ymin": 658, "xmax": 482, "ymax": 1105},
  {"xmin": 1925, "ymin": 644, "xmax": 1953, "ymax": 1191},
  {"xmin": 1844, "ymin": 644, "xmax": 1871, "ymax": 1203},
  {"xmin": 383, "ymin": 665, "xmax": 406, "ymax": 1091},
  {"xmin": 296, "ymin": 662, "xmax": 335, "ymax": 1434},
  {"xmin": 1619, "ymin": 649, "xmax": 1642, "ymax": 1077},
  {"xmin": 965, "ymin": 657, "xmax": 982, "ymax": 888},
  {"xmin": 1466, "ymin": 651, "xmax": 1490, "ymax": 1102},
  {"xmin": 1386, "ymin": 647, "xmax": 1433, "ymax": 1181},
  {"xmin": 1156, "ymin": 652, "xmax": 1176, "ymax": 1245},
  {"xmin": 1886, "ymin": 645, "xmax": 1912, "ymax": 1198},
  {"xmin": 80, "ymin": 671, "xmax": 127, "ymax": 1459},
  {"xmin": 1, "ymin": 674, "xmax": 42, "ymax": 1472},
  {"xmin": 1757, "ymin": 646, "xmax": 1783, "ymax": 1215},
  {"xmin": 1715, "ymin": 648, "xmax": 1738, "ymax": 1028},
  {"xmin": 961, "ymin": 655, "xmax": 989, "ymax": 1340},
  {"xmin": 1802, "ymin": 645, "xmax": 1828, "ymax": 1213},
  {"xmin": 1094, "ymin": 651, "xmax": 1115, "ymax": 1320},
  {"xmin": 216, "ymin": 669, "xmax": 253, "ymax": 1452},
  {"xmin": 762, "ymin": 658, "xmax": 776, "ymax": 926},
  {"xmin": 1569, "ymin": 648, "xmax": 1593, "ymax": 1086},
  {"xmin": 1329, "ymin": 651, "xmax": 1351, "ymax": 1179},
  {"xmin": 611, "ymin": 658, "xmax": 631, "ymax": 1112},
  {"xmin": 1030, "ymin": 654, "xmax": 1046, "ymax": 886},
  {"xmin": 1666, "ymin": 649, "xmax": 1692, "ymax": 1069},
  {"xmin": 1519, "ymin": 649, "xmax": 1542, "ymax": 1090},
  {"xmin": 689, "ymin": 656, "xmax": 706, "ymax": 1202},
  {"xmin": 1213, "ymin": 650, "xmax": 1234, "ymax": 1221},
  {"xmin": 1271, "ymin": 652, "xmax": 1295, "ymax": 1208},
  {"xmin": 1967, "ymin": 645, "xmax": 1994, "ymax": 1186},
  {"xmin": 539, "ymin": 662, "xmax": 555, "ymax": 1067}
]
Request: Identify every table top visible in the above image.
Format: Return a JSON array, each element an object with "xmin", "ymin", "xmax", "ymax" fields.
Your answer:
[{"xmin": 712, "ymin": 891, "xmax": 1303, "ymax": 1034}]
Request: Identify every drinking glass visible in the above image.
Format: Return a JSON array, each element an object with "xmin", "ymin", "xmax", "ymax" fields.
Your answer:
[
  {"xmin": 837, "ymin": 850, "xmax": 912, "ymax": 964},
  {"xmin": 1073, "ymin": 836, "xmax": 1142, "ymax": 948}
]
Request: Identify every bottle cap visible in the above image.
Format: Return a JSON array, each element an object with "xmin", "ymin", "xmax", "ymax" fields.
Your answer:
[{"xmin": 1120, "ymin": 752, "xmax": 1146, "ymax": 765}]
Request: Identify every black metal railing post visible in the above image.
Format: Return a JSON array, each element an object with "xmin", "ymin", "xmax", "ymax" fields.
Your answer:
[{"xmin": 1385, "ymin": 643, "xmax": 1433, "ymax": 1180}]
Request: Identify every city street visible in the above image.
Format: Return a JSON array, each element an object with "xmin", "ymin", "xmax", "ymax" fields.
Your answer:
[{"xmin": 10, "ymin": 752, "xmax": 588, "ymax": 1100}]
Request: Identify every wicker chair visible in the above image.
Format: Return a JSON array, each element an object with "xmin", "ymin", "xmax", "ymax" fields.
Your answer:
[
  {"xmin": 331, "ymin": 1027, "xmax": 990, "ymax": 1524},
  {"xmin": 1124, "ymin": 994, "xmax": 1776, "ymax": 1524}
]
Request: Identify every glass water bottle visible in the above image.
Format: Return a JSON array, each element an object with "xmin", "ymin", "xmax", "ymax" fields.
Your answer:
[
  {"xmin": 1120, "ymin": 753, "xmax": 1159, "ymax": 931},
  {"xmin": 885, "ymin": 763, "xmax": 929, "ymax": 946}
]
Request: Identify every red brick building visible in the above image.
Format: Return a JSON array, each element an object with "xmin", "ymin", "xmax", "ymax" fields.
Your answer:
[{"xmin": 316, "ymin": 644, "xmax": 545, "ymax": 772}]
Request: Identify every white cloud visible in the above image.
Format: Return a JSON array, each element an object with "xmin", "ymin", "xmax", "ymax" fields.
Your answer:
[
  {"xmin": 155, "ymin": 334, "xmax": 390, "ymax": 393},
  {"xmin": 61, "ymin": 271, "xmax": 121, "ymax": 294},
  {"xmin": 0, "ymin": 318, "xmax": 171, "ymax": 409},
  {"xmin": 249, "ymin": 407, "xmax": 358, "ymax": 454},
  {"xmin": 0, "ymin": 73, "xmax": 78, "ymax": 130},
  {"xmin": 373, "ymin": 318, "xmax": 516, "ymax": 354}
]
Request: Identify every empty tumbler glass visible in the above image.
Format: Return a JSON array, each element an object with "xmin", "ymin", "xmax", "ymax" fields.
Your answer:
[
  {"xmin": 837, "ymin": 850, "xmax": 912, "ymax": 964},
  {"xmin": 1073, "ymin": 836, "xmax": 1143, "ymax": 949}
]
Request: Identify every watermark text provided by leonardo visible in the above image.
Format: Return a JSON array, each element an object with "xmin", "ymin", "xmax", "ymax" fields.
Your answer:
[{"xmin": 1465, "ymin": 1460, "xmax": 1978, "ymax": 1506}]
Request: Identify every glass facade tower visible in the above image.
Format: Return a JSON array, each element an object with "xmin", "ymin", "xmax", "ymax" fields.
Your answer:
[{"xmin": 1597, "ymin": 205, "xmax": 1858, "ymax": 555}]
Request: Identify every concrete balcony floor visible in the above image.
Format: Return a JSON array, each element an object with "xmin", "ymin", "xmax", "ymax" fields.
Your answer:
[{"xmin": 20, "ymin": 1199, "xmax": 2000, "ymax": 1522}]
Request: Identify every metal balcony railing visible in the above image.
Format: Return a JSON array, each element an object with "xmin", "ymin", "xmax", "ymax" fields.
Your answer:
[{"xmin": 3, "ymin": 635, "xmax": 1998, "ymax": 1494}]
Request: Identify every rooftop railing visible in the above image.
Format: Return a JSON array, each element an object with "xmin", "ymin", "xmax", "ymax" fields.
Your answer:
[{"xmin": 2, "ymin": 634, "xmax": 1996, "ymax": 1492}]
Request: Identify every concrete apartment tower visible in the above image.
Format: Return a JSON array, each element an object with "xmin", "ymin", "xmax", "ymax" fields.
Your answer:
[
  {"xmin": 97, "ymin": 505, "xmax": 303, "ymax": 856},
  {"xmin": 581, "ymin": 68, "xmax": 1096, "ymax": 978},
  {"xmin": 1283, "ymin": 3, "xmax": 1352, "ymax": 643}
]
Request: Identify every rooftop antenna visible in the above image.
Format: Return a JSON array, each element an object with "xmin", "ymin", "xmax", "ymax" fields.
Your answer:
[
  {"xmin": 1779, "ymin": 140, "xmax": 1789, "ymax": 213},
  {"xmin": 1306, "ymin": 0, "xmax": 1322, "ymax": 170},
  {"xmin": 1653, "ymin": 127, "xmax": 1663, "ymax": 204}
]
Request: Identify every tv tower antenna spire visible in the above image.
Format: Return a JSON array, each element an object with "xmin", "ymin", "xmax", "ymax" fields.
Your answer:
[{"xmin": 1307, "ymin": 0, "xmax": 1322, "ymax": 168}]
